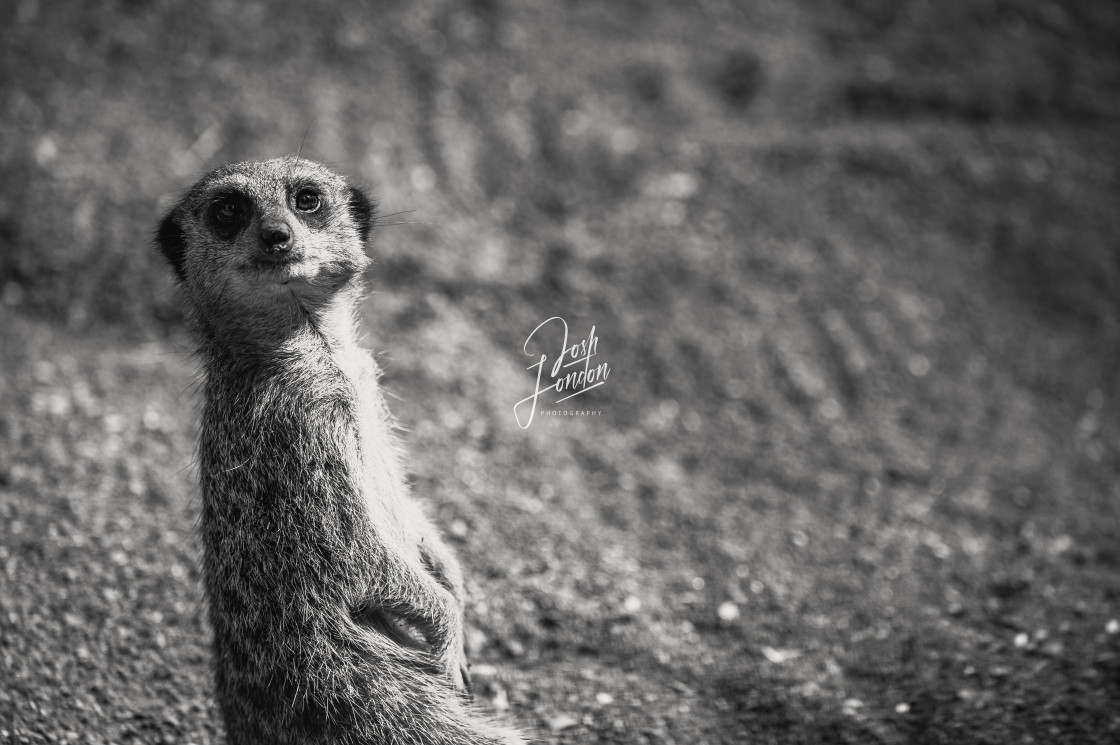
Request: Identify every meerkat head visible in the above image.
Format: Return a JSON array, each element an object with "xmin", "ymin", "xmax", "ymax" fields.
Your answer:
[{"xmin": 156, "ymin": 157, "xmax": 375, "ymax": 333}]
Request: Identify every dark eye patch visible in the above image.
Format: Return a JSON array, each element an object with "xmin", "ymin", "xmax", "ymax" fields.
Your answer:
[
  {"xmin": 288, "ymin": 182, "xmax": 330, "ymax": 227},
  {"xmin": 205, "ymin": 192, "xmax": 251, "ymax": 240}
]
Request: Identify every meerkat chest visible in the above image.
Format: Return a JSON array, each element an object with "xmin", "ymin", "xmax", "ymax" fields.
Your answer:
[{"xmin": 337, "ymin": 347, "xmax": 426, "ymax": 558}]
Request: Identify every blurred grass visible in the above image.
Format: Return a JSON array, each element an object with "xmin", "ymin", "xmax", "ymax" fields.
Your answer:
[{"xmin": 2, "ymin": 0, "xmax": 1120, "ymax": 743}]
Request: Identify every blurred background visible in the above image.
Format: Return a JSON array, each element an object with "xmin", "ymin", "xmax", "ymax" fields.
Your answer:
[{"xmin": 2, "ymin": 0, "xmax": 1119, "ymax": 742}]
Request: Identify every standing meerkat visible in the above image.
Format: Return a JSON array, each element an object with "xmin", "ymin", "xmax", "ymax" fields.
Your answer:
[{"xmin": 156, "ymin": 157, "xmax": 526, "ymax": 744}]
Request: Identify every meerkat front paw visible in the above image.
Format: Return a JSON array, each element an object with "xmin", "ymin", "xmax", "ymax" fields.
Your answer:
[
  {"xmin": 431, "ymin": 619, "xmax": 471, "ymax": 694},
  {"xmin": 447, "ymin": 641, "xmax": 473, "ymax": 698}
]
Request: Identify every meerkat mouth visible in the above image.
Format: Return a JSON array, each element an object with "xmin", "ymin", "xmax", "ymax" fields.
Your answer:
[{"xmin": 247, "ymin": 260, "xmax": 317, "ymax": 285}]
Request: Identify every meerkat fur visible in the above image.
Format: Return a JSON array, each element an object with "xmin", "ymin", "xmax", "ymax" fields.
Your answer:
[{"xmin": 156, "ymin": 157, "xmax": 526, "ymax": 745}]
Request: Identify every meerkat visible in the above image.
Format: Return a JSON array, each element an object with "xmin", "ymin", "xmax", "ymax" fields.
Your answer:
[{"xmin": 156, "ymin": 157, "xmax": 526, "ymax": 745}]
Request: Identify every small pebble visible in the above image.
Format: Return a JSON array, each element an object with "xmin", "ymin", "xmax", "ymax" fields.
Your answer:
[
  {"xmin": 761, "ymin": 647, "xmax": 801, "ymax": 664},
  {"xmin": 717, "ymin": 601, "xmax": 740, "ymax": 622},
  {"xmin": 548, "ymin": 714, "xmax": 579, "ymax": 732}
]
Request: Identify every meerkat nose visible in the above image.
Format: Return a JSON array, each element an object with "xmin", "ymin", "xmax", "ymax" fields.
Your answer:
[{"xmin": 259, "ymin": 223, "xmax": 292, "ymax": 257}]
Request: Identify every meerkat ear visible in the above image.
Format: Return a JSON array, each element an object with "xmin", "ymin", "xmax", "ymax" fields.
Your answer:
[
  {"xmin": 156, "ymin": 210, "xmax": 188, "ymax": 282},
  {"xmin": 347, "ymin": 185, "xmax": 375, "ymax": 243}
]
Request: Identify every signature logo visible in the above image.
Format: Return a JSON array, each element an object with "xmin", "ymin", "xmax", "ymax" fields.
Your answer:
[{"xmin": 514, "ymin": 316, "xmax": 611, "ymax": 429}]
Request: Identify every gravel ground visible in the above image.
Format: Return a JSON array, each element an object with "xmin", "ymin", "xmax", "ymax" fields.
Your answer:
[{"xmin": 2, "ymin": 1, "xmax": 1120, "ymax": 743}]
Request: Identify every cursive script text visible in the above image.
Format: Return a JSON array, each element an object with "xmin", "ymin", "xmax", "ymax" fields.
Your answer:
[{"xmin": 514, "ymin": 317, "xmax": 610, "ymax": 429}]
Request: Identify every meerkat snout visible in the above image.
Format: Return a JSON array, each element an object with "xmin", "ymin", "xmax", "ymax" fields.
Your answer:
[{"xmin": 258, "ymin": 221, "xmax": 292, "ymax": 258}]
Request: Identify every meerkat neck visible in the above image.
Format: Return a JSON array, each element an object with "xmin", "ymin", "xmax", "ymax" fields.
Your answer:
[{"xmin": 194, "ymin": 282, "xmax": 366, "ymax": 373}]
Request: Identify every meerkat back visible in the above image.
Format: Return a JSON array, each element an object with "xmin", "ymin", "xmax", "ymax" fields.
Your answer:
[{"xmin": 156, "ymin": 157, "xmax": 525, "ymax": 745}]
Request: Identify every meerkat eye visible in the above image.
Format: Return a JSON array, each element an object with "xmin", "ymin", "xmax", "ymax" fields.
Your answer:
[
  {"xmin": 212, "ymin": 199, "xmax": 242, "ymax": 223},
  {"xmin": 295, "ymin": 189, "xmax": 321, "ymax": 212}
]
